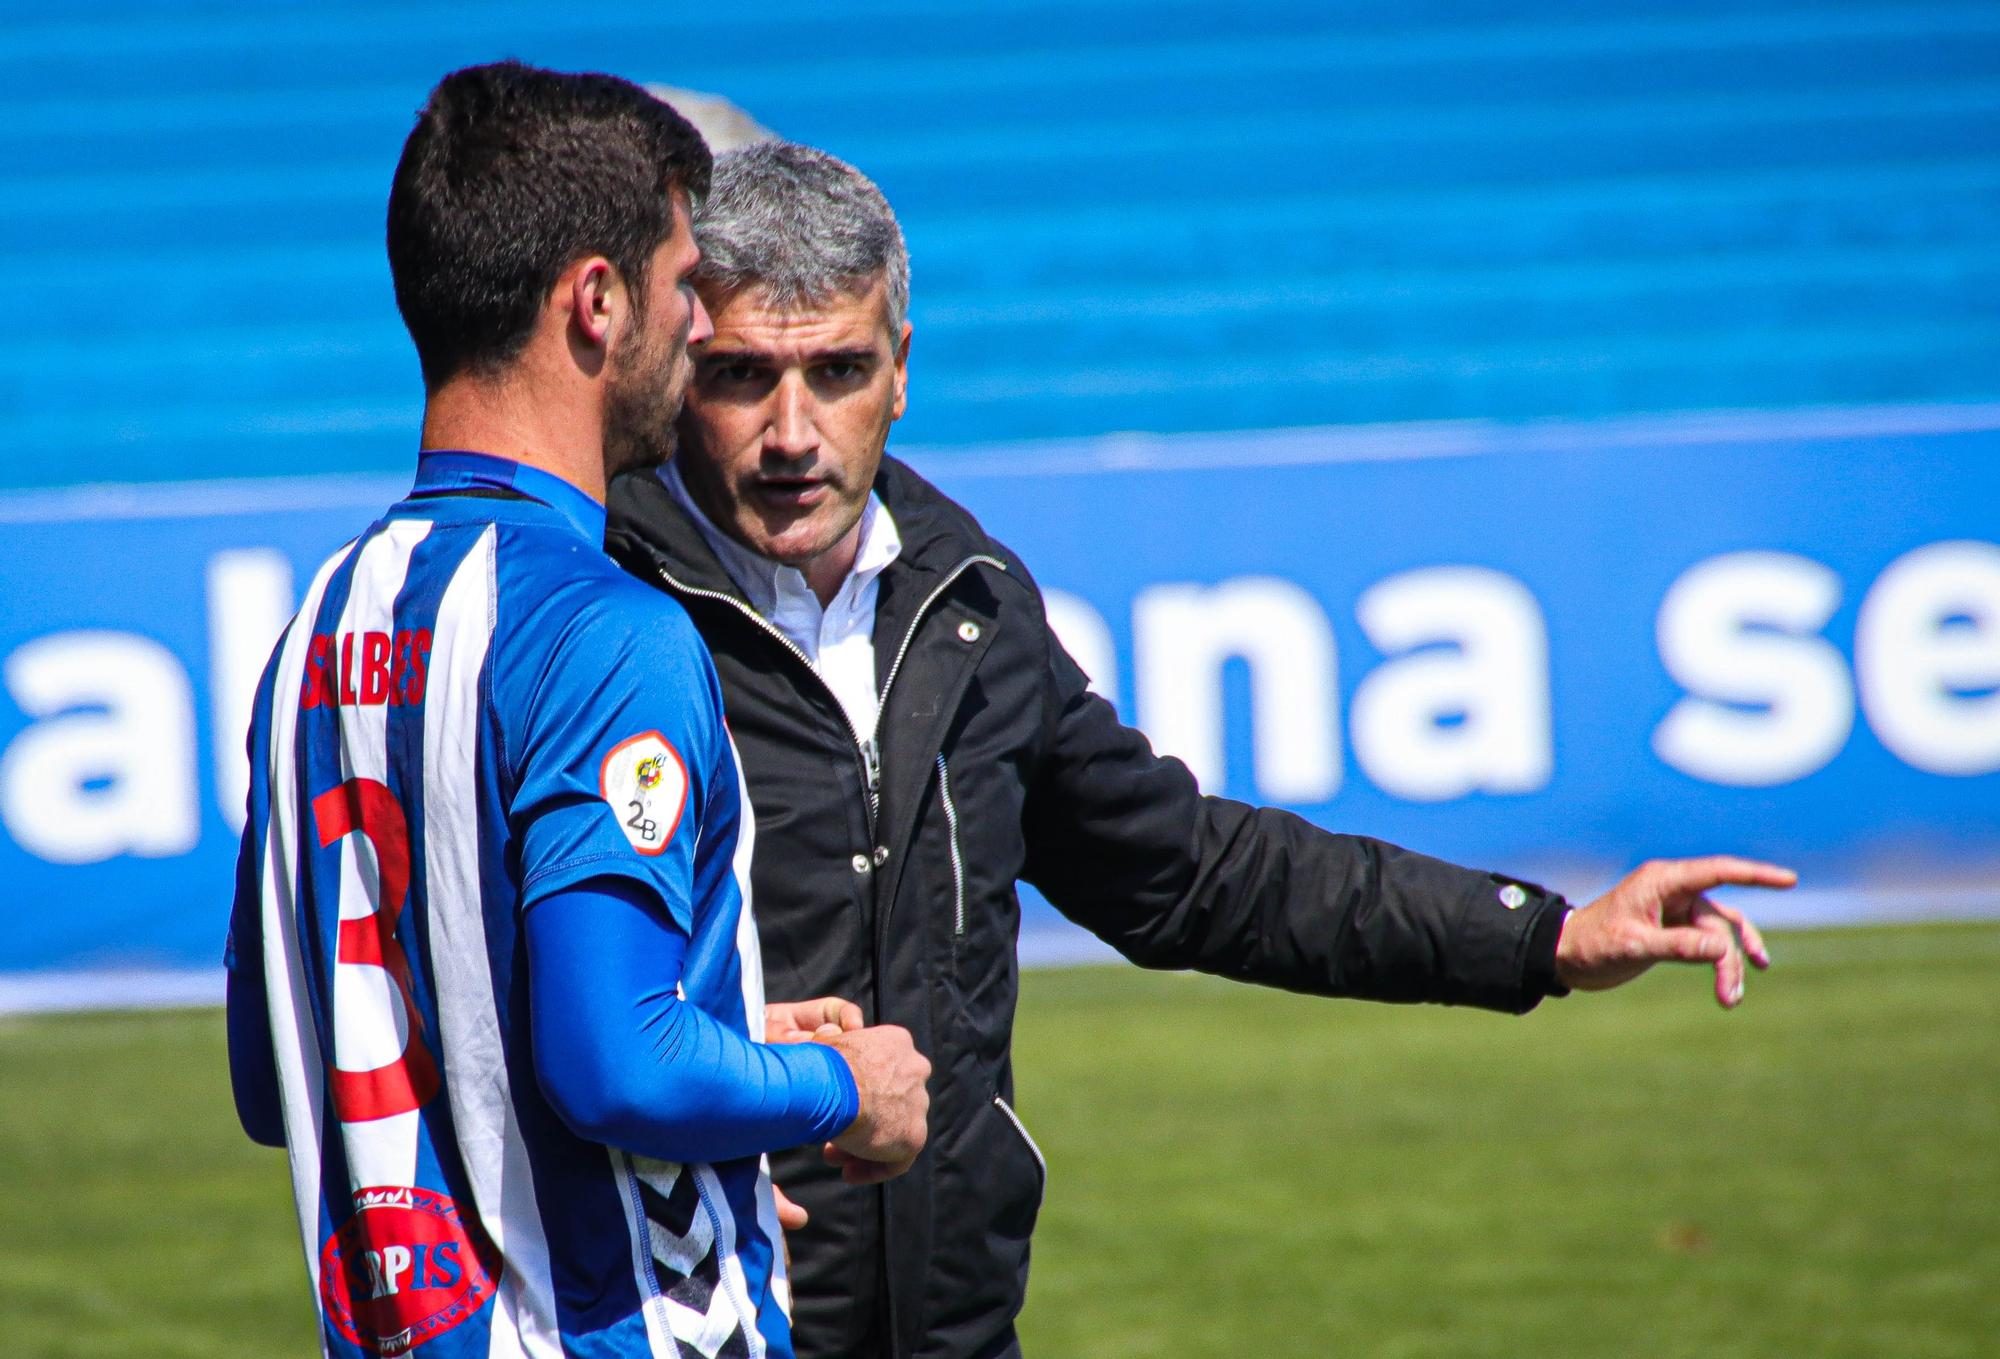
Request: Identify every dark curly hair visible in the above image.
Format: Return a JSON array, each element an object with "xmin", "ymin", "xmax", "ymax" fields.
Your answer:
[{"xmin": 386, "ymin": 61, "xmax": 713, "ymax": 391}]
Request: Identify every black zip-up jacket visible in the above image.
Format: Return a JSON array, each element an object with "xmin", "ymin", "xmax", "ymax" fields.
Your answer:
[{"xmin": 606, "ymin": 457, "xmax": 1569, "ymax": 1359}]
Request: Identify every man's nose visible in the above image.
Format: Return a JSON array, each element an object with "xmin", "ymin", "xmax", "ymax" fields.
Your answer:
[
  {"xmin": 766, "ymin": 374, "xmax": 817, "ymax": 455},
  {"xmin": 687, "ymin": 290, "xmax": 714, "ymax": 347}
]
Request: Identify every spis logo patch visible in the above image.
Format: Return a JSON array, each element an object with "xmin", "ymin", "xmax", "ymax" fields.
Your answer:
[
  {"xmin": 600, "ymin": 731, "xmax": 688, "ymax": 857},
  {"xmin": 320, "ymin": 1186, "xmax": 498, "ymax": 1356}
]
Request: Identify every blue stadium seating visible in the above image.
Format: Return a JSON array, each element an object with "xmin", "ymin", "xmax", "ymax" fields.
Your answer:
[{"xmin": 1, "ymin": 0, "xmax": 1996, "ymax": 488}]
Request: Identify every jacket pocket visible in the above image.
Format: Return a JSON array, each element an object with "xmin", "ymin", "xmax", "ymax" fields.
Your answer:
[
  {"xmin": 992, "ymin": 1094, "xmax": 1046, "ymax": 1198},
  {"xmin": 922, "ymin": 1091, "xmax": 1045, "ymax": 1342}
]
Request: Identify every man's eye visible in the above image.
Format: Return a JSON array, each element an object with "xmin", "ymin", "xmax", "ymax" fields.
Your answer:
[
  {"xmin": 820, "ymin": 362, "xmax": 862, "ymax": 382},
  {"xmin": 706, "ymin": 362, "xmax": 760, "ymax": 384}
]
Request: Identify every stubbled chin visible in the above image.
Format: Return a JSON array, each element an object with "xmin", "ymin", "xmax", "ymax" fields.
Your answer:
[
  {"xmin": 730, "ymin": 485, "xmax": 864, "ymax": 568},
  {"xmin": 740, "ymin": 514, "xmax": 840, "ymax": 567},
  {"xmin": 750, "ymin": 527, "xmax": 828, "ymax": 564}
]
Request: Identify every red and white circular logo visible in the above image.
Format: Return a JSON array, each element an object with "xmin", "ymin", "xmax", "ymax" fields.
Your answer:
[{"xmin": 319, "ymin": 1187, "xmax": 498, "ymax": 1356}]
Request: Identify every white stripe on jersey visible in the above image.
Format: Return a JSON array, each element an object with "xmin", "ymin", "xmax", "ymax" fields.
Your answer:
[
  {"xmin": 418, "ymin": 528, "xmax": 563, "ymax": 1358},
  {"xmin": 260, "ymin": 541, "xmax": 352, "ymax": 1349},
  {"xmin": 613, "ymin": 1150, "xmax": 683, "ymax": 1358},
  {"xmin": 694, "ymin": 1162, "xmax": 765, "ymax": 1359},
  {"xmin": 727, "ymin": 735, "xmax": 791, "ymax": 1321},
  {"xmin": 726, "ymin": 734, "xmax": 767, "ymax": 1042},
  {"xmin": 329, "ymin": 520, "xmax": 430, "ymax": 1193}
]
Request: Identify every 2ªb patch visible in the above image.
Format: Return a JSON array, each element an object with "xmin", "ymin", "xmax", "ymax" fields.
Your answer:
[{"xmin": 599, "ymin": 731, "xmax": 688, "ymax": 856}]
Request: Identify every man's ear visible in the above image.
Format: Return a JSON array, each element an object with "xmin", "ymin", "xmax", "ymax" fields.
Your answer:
[
  {"xmin": 891, "ymin": 321, "xmax": 912, "ymax": 422},
  {"xmin": 566, "ymin": 257, "xmax": 620, "ymax": 355}
]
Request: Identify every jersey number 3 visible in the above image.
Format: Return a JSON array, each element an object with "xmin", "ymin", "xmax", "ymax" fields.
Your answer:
[{"xmin": 312, "ymin": 778, "xmax": 442, "ymax": 1122}]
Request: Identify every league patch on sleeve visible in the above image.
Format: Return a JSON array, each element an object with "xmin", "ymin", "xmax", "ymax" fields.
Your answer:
[{"xmin": 599, "ymin": 732, "xmax": 688, "ymax": 857}]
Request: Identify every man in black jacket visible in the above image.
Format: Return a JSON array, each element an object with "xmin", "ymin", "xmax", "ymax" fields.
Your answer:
[{"xmin": 606, "ymin": 142, "xmax": 1789, "ymax": 1359}]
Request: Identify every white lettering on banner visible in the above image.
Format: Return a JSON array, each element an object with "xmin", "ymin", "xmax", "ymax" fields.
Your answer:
[
  {"xmin": 1855, "ymin": 540, "xmax": 2000, "ymax": 775},
  {"xmin": 6, "ymin": 536, "xmax": 1998, "ymax": 875},
  {"xmin": 0, "ymin": 631, "xmax": 200, "ymax": 863},
  {"xmin": 1043, "ymin": 589, "xmax": 1119, "ymax": 704},
  {"xmin": 1652, "ymin": 552, "xmax": 1854, "ymax": 786},
  {"xmin": 1133, "ymin": 576, "xmax": 1339, "ymax": 803},
  {"xmin": 1349, "ymin": 566, "xmax": 1553, "ymax": 801},
  {"xmin": 208, "ymin": 549, "xmax": 297, "ymax": 831}
]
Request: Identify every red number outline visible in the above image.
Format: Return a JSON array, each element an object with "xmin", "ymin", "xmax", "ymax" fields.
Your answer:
[{"xmin": 312, "ymin": 778, "xmax": 441, "ymax": 1122}]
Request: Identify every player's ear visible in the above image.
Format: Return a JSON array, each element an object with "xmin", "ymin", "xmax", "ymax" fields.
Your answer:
[
  {"xmin": 891, "ymin": 321, "xmax": 911, "ymax": 422},
  {"xmin": 563, "ymin": 256, "xmax": 619, "ymax": 364}
]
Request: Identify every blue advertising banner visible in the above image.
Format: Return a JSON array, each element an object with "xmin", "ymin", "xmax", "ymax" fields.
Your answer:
[{"xmin": 3, "ymin": 404, "xmax": 1997, "ymax": 1005}]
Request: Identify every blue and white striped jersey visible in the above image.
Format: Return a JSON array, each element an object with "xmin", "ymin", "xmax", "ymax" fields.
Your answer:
[{"xmin": 228, "ymin": 452, "xmax": 794, "ymax": 1359}]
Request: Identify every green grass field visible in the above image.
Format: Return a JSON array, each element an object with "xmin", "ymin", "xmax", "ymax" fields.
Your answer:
[{"xmin": 2, "ymin": 923, "xmax": 1995, "ymax": 1357}]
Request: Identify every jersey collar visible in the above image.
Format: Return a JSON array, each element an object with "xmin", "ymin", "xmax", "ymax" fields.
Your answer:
[{"xmin": 413, "ymin": 450, "xmax": 607, "ymax": 544}]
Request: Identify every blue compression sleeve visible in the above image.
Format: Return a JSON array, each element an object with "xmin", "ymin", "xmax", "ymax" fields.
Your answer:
[{"xmin": 526, "ymin": 875, "xmax": 860, "ymax": 1164}]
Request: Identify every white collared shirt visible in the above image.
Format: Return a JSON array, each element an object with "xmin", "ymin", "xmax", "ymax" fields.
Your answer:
[{"xmin": 661, "ymin": 461, "xmax": 900, "ymax": 742}]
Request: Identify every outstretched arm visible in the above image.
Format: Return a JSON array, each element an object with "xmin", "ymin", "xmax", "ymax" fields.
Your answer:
[
  {"xmin": 1021, "ymin": 620, "xmax": 1791, "ymax": 1014},
  {"xmin": 1022, "ymin": 636, "xmax": 1570, "ymax": 1013}
]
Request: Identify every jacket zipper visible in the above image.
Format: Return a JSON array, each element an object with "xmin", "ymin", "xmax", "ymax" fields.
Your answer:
[
  {"xmin": 936, "ymin": 754, "xmax": 967, "ymax": 936},
  {"xmin": 655, "ymin": 565, "xmax": 883, "ymax": 828},
  {"xmin": 656, "ymin": 554, "xmax": 1006, "ymax": 835}
]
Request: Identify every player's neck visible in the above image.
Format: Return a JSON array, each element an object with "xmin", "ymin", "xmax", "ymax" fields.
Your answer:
[{"xmin": 420, "ymin": 371, "xmax": 608, "ymax": 505}]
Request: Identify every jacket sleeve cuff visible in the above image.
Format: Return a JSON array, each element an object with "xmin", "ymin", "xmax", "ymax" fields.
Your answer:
[{"xmin": 1521, "ymin": 899, "xmax": 1572, "ymax": 1004}]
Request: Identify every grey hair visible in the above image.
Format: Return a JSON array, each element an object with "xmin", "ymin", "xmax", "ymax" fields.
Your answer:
[{"xmin": 692, "ymin": 141, "xmax": 910, "ymax": 330}]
